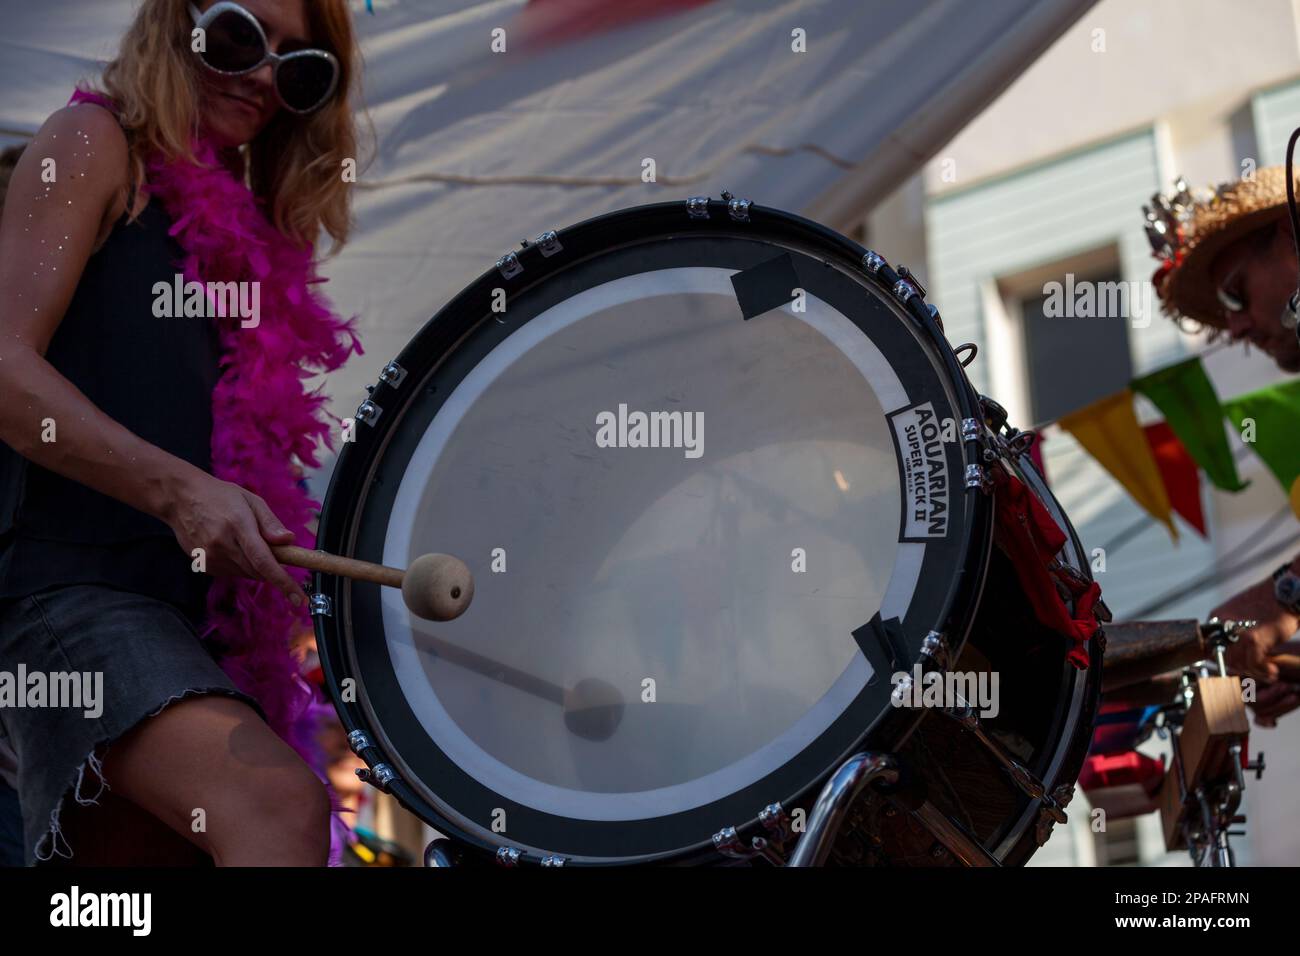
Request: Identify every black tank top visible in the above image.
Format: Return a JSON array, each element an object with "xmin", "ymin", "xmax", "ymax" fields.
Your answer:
[{"xmin": 0, "ymin": 197, "xmax": 223, "ymax": 625}]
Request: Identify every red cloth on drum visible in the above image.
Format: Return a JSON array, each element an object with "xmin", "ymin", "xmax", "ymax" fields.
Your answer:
[{"xmin": 992, "ymin": 468, "xmax": 1102, "ymax": 669}]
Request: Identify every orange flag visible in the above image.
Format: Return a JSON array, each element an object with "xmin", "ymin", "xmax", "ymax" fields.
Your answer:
[{"xmin": 1058, "ymin": 390, "xmax": 1177, "ymax": 540}]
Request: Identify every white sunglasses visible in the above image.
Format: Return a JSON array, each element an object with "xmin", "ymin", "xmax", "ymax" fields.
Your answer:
[{"xmin": 188, "ymin": 2, "xmax": 340, "ymax": 114}]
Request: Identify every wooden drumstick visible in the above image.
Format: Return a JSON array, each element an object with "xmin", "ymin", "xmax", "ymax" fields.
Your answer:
[
  {"xmin": 420, "ymin": 633, "xmax": 625, "ymax": 741},
  {"xmin": 1272, "ymin": 639, "xmax": 1300, "ymax": 679},
  {"xmin": 272, "ymin": 545, "xmax": 474, "ymax": 622},
  {"xmin": 1103, "ymin": 620, "xmax": 1300, "ymax": 693}
]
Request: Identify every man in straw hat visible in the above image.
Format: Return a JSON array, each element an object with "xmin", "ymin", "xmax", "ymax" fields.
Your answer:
[
  {"xmin": 1148, "ymin": 166, "xmax": 1300, "ymax": 368},
  {"xmin": 1146, "ymin": 166, "xmax": 1300, "ymax": 724}
]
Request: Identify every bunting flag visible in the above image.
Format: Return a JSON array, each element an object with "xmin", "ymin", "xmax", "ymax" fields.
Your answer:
[
  {"xmin": 1130, "ymin": 357, "xmax": 1247, "ymax": 492},
  {"xmin": 1142, "ymin": 421, "xmax": 1207, "ymax": 536},
  {"xmin": 1222, "ymin": 379, "xmax": 1300, "ymax": 518},
  {"xmin": 1020, "ymin": 354, "xmax": 1300, "ymax": 533},
  {"xmin": 1058, "ymin": 390, "xmax": 1178, "ymax": 539}
]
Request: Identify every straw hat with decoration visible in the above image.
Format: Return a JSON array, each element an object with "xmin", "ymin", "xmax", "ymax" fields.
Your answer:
[{"xmin": 1145, "ymin": 165, "xmax": 1299, "ymax": 331}]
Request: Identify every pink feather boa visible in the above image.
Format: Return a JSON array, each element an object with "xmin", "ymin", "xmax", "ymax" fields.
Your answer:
[{"xmin": 70, "ymin": 90, "xmax": 362, "ymax": 861}]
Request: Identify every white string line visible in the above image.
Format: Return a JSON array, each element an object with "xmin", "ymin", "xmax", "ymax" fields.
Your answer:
[{"xmin": 353, "ymin": 141, "xmax": 859, "ymax": 191}]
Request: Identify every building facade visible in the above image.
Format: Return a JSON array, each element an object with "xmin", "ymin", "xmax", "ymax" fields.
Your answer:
[{"xmin": 865, "ymin": 0, "xmax": 1300, "ymax": 865}]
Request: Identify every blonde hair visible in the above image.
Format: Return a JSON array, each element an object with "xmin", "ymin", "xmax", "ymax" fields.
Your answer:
[{"xmin": 92, "ymin": 0, "xmax": 363, "ymax": 252}]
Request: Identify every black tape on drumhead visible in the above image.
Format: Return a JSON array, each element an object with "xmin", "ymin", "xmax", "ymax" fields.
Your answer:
[
  {"xmin": 730, "ymin": 252, "xmax": 802, "ymax": 320},
  {"xmin": 853, "ymin": 613, "xmax": 910, "ymax": 677}
]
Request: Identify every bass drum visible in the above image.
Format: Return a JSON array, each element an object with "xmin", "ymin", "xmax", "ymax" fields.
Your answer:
[{"xmin": 313, "ymin": 197, "xmax": 1101, "ymax": 865}]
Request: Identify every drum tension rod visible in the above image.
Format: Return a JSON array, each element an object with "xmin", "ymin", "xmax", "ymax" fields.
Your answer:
[
  {"xmin": 347, "ymin": 729, "xmax": 399, "ymax": 794},
  {"xmin": 712, "ymin": 803, "xmax": 797, "ymax": 865},
  {"xmin": 898, "ymin": 797, "xmax": 1001, "ymax": 867},
  {"xmin": 941, "ymin": 698, "xmax": 1068, "ymax": 826}
]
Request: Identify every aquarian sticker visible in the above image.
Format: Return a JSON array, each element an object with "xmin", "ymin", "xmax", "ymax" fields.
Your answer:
[{"xmin": 887, "ymin": 401, "xmax": 951, "ymax": 541}]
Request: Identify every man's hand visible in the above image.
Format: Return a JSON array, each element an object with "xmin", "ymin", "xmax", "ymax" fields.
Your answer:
[
  {"xmin": 1212, "ymin": 576, "xmax": 1299, "ymax": 683},
  {"xmin": 1249, "ymin": 681, "xmax": 1300, "ymax": 728}
]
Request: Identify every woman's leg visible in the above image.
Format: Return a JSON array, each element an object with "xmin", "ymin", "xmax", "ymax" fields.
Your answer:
[{"xmin": 99, "ymin": 694, "xmax": 331, "ymax": 866}]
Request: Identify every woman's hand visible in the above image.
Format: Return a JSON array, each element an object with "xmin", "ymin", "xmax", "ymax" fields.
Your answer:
[{"xmin": 163, "ymin": 469, "xmax": 303, "ymax": 605}]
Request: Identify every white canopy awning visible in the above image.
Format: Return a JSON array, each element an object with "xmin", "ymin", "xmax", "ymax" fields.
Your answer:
[{"xmin": 1, "ymin": 0, "xmax": 1095, "ymax": 428}]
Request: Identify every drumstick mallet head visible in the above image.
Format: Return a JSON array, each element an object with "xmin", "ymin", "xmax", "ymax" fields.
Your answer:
[
  {"xmin": 402, "ymin": 553, "xmax": 475, "ymax": 622},
  {"xmin": 271, "ymin": 545, "xmax": 474, "ymax": 622},
  {"xmin": 562, "ymin": 678, "xmax": 625, "ymax": 742}
]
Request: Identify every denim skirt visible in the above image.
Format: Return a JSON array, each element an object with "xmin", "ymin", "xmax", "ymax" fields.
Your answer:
[{"xmin": 0, "ymin": 584, "xmax": 259, "ymax": 864}]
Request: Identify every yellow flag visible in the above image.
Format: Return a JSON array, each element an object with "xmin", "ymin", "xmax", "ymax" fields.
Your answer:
[{"xmin": 1058, "ymin": 389, "xmax": 1178, "ymax": 540}]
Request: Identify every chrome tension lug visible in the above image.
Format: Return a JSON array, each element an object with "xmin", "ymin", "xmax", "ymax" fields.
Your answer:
[
  {"xmin": 712, "ymin": 826, "xmax": 749, "ymax": 860},
  {"xmin": 895, "ymin": 265, "xmax": 927, "ymax": 299},
  {"xmin": 356, "ymin": 762, "xmax": 397, "ymax": 793},
  {"xmin": 919, "ymin": 631, "xmax": 949, "ymax": 671},
  {"xmin": 534, "ymin": 230, "xmax": 563, "ymax": 257},
  {"xmin": 495, "ymin": 251, "xmax": 523, "ymax": 280},
  {"xmin": 378, "ymin": 361, "xmax": 407, "ymax": 388},
  {"xmin": 727, "ymin": 195, "xmax": 752, "ymax": 222},
  {"xmin": 862, "ymin": 249, "xmax": 886, "ymax": 275},
  {"xmin": 759, "ymin": 802, "xmax": 793, "ymax": 844},
  {"xmin": 892, "ymin": 278, "xmax": 918, "ymax": 304},
  {"xmin": 964, "ymin": 463, "xmax": 992, "ymax": 494},
  {"xmin": 712, "ymin": 823, "xmax": 787, "ymax": 865}
]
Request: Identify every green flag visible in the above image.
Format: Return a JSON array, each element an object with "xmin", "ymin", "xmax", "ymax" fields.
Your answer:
[
  {"xmin": 1132, "ymin": 357, "xmax": 1247, "ymax": 492},
  {"xmin": 1221, "ymin": 378, "xmax": 1300, "ymax": 495}
]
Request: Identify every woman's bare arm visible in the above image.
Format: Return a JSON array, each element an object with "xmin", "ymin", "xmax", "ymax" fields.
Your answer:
[
  {"xmin": 0, "ymin": 105, "xmax": 190, "ymax": 519},
  {"xmin": 0, "ymin": 103, "xmax": 301, "ymax": 601}
]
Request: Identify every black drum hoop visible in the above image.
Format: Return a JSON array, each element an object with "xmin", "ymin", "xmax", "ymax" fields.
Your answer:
[
  {"xmin": 987, "ymin": 453, "xmax": 1103, "ymax": 862},
  {"xmin": 314, "ymin": 198, "xmax": 994, "ymax": 864}
]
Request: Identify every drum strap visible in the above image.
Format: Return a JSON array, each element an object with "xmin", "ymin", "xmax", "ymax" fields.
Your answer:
[{"xmin": 991, "ymin": 468, "xmax": 1102, "ymax": 668}]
